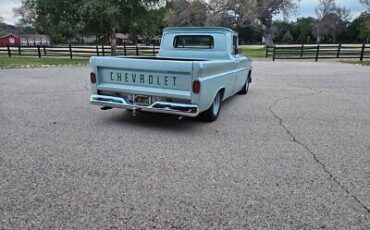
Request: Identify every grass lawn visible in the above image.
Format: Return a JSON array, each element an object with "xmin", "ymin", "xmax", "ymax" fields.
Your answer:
[
  {"xmin": 240, "ymin": 46, "xmax": 267, "ymax": 58},
  {"xmin": 0, "ymin": 57, "xmax": 89, "ymax": 68},
  {"xmin": 340, "ymin": 60, "xmax": 370, "ymax": 66}
]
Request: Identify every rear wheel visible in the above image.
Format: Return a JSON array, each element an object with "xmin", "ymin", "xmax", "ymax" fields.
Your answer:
[
  {"xmin": 199, "ymin": 91, "xmax": 222, "ymax": 122},
  {"xmin": 239, "ymin": 71, "xmax": 251, "ymax": 95}
]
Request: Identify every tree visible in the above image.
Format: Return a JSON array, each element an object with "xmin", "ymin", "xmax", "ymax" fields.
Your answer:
[
  {"xmin": 314, "ymin": 0, "xmax": 350, "ymax": 43},
  {"xmin": 208, "ymin": 0, "xmax": 299, "ymax": 46},
  {"xmin": 339, "ymin": 13, "xmax": 369, "ymax": 43},
  {"xmin": 79, "ymin": 0, "xmax": 163, "ymax": 53},
  {"xmin": 78, "ymin": 0, "xmax": 120, "ymax": 37},
  {"xmin": 296, "ymin": 17, "xmax": 315, "ymax": 43},
  {"xmin": 14, "ymin": 0, "xmax": 165, "ymax": 47},
  {"xmin": 281, "ymin": 30, "xmax": 294, "ymax": 43},
  {"xmin": 252, "ymin": 0, "xmax": 298, "ymax": 45},
  {"xmin": 14, "ymin": 0, "xmax": 83, "ymax": 43},
  {"xmin": 272, "ymin": 20, "xmax": 295, "ymax": 43},
  {"xmin": 13, "ymin": 0, "xmax": 39, "ymax": 29},
  {"xmin": 358, "ymin": 1, "xmax": 370, "ymax": 43},
  {"xmin": 137, "ymin": 7, "xmax": 167, "ymax": 44},
  {"xmin": 357, "ymin": 12, "xmax": 370, "ymax": 43},
  {"xmin": 165, "ymin": 0, "xmax": 208, "ymax": 26},
  {"xmin": 207, "ymin": 0, "xmax": 243, "ymax": 27}
]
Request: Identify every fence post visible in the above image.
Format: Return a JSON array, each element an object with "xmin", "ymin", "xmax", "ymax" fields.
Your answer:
[
  {"xmin": 18, "ymin": 46, "xmax": 21, "ymax": 56},
  {"xmin": 96, "ymin": 45, "xmax": 99, "ymax": 56},
  {"xmin": 265, "ymin": 46, "xmax": 269, "ymax": 57},
  {"xmin": 43, "ymin": 45, "xmax": 47, "ymax": 56},
  {"xmin": 37, "ymin": 45, "xmax": 41, "ymax": 58},
  {"xmin": 124, "ymin": 43, "xmax": 127, "ymax": 56},
  {"xmin": 300, "ymin": 44, "xmax": 304, "ymax": 58},
  {"xmin": 102, "ymin": 45, "xmax": 105, "ymax": 56},
  {"xmin": 153, "ymin": 44, "xmax": 156, "ymax": 56},
  {"xmin": 315, "ymin": 45, "xmax": 320, "ymax": 62},
  {"xmin": 337, "ymin": 43, "xmax": 341, "ymax": 58},
  {"xmin": 69, "ymin": 44, "xmax": 73, "ymax": 59},
  {"xmin": 7, "ymin": 46, "xmax": 11, "ymax": 57},
  {"xmin": 136, "ymin": 45, "xmax": 139, "ymax": 56},
  {"xmin": 360, "ymin": 43, "xmax": 365, "ymax": 61},
  {"xmin": 272, "ymin": 46, "xmax": 276, "ymax": 61}
]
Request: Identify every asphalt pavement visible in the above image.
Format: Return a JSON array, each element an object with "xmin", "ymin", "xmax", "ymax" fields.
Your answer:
[{"xmin": 1, "ymin": 61, "xmax": 370, "ymax": 229}]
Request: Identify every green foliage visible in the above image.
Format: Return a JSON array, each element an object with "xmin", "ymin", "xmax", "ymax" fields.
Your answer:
[
  {"xmin": 357, "ymin": 13, "xmax": 370, "ymax": 41},
  {"xmin": 137, "ymin": 7, "xmax": 167, "ymax": 43},
  {"xmin": 79, "ymin": 0, "xmax": 121, "ymax": 37},
  {"xmin": 15, "ymin": 0, "xmax": 165, "ymax": 44},
  {"xmin": 26, "ymin": 0, "xmax": 83, "ymax": 43},
  {"xmin": 296, "ymin": 17, "xmax": 315, "ymax": 43},
  {"xmin": 272, "ymin": 20, "xmax": 296, "ymax": 43},
  {"xmin": 281, "ymin": 31, "xmax": 294, "ymax": 43},
  {"xmin": 236, "ymin": 25, "xmax": 262, "ymax": 44}
]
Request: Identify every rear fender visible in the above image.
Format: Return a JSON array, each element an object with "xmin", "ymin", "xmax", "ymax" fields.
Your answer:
[{"xmin": 201, "ymin": 85, "xmax": 226, "ymax": 112}]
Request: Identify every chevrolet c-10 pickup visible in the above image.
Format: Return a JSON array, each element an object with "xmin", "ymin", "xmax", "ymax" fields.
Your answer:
[{"xmin": 90, "ymin": 27, "xmax": 252, "ymax": 121}]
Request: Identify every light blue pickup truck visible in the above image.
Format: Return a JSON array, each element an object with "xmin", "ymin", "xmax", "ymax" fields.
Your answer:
[{"xmin": 90, "ymin": 27, "xmax": 252, "ymax": 121}]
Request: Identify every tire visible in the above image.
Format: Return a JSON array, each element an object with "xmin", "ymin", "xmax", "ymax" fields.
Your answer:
[
  {"xmin": 199, "ymin": 91, "xmax": 222, "ymax": 122},
  {"xmin": 239, "ymin": 71, "xmax": 251, "ymax": 95}
]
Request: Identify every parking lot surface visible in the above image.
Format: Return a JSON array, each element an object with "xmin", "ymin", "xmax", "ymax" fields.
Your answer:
[{"xmin": 1, "ymin": 61, "xmax": 370, "ymax": 229}]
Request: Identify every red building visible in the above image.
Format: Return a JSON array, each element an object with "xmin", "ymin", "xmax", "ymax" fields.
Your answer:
[{"xmin": 0, "ymin": 34, "xmax": 21, "ymax": 46}]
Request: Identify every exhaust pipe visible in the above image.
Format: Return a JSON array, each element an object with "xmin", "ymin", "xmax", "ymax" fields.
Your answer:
[{"xmin": 101, "ymin": 106, "xmax": 112, "ymax": 111}]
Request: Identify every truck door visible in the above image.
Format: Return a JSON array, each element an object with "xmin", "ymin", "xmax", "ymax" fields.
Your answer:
[{"xmin": 233, "ymin": 35, "xmax": 248, "ymax": 94}]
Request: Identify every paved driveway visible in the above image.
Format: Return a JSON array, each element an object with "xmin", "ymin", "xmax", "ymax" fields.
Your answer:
[{"xmin": 1, "ymin": 61, "xmax": 370, "ymax": 229}]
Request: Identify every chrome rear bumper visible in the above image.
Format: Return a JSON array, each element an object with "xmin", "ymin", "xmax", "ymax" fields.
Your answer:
[{"xmin": 90, "ymin": 94, "xmax": 199, "ymax": 117}]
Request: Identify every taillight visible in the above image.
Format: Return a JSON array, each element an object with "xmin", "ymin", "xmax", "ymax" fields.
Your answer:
[
  {"xmin": 90, "ymin": 72, "xmax": 96, "ymax": 84},
  {"xmin": 193, "ymin": 80, "xmax": 200, "ymax": 93}
]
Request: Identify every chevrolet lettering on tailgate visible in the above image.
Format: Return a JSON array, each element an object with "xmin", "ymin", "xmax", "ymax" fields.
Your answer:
[
  {"xmin": 107, "ymin": 71, "xmax": 177, "ymax": 87},
  {"xmin": 90, "ymin": 27, "xmax": 253, "ymax": 122}
]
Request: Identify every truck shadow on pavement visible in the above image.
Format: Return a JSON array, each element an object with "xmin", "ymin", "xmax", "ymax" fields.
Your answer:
[
  {"xmin": 99, "ymin": 94, "xmax": 245, "ymax": 132},
  {"xmin": 102, "ymin": 110, "xmax": 202, "ymax": 132}
]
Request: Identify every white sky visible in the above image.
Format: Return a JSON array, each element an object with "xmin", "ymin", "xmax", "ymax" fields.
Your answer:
[
  {"xmin": 0, "ymin": 0, "xmax": 20, "ymax": 25},
  {"xmin": 297, "ymin": 0, "xmax": 364, "ymax": 20},
  {"xmin": 0, "ymin": 0, "xmax": 367, "ymax": 25}
]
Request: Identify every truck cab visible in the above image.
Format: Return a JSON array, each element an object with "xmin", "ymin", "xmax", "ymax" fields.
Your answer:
[{"xmin": 90, "ymin": 27, "xmax": 252, "ymax": 121}]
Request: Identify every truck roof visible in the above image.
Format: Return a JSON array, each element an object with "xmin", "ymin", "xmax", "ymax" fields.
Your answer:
[{"xmin": 163, "ymin": 27, "xmax": 236, "ymax": 34}]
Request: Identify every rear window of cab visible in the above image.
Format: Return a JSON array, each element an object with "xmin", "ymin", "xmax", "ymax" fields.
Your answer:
[{"xmin": 173, "ymin": 35, "xmax": 214, "ymax": 49}]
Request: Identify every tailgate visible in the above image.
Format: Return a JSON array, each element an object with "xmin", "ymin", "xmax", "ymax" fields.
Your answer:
[{"xmin": 91, "ymin": 57, "xmax": 193, "ymax": 99}]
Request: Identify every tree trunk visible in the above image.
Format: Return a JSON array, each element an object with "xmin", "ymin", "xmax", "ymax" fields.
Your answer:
[
  {"xmin": 263, "ymin": 34, "xmax": 274, "ymax": 46},
  {"xmin": 111, "ymin": 28, "xmax": 117, "ymax": 56},
  {"xmin": 260, "ymin": 17, "xmax": 274, "ymax": 46},
  {"xmin": 263, "ymin": 33, "xmax": 274, "ymax": 46}
]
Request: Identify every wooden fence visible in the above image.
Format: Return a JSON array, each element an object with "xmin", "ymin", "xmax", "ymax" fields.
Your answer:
[
  {"xmin": 0, "ymin": 45, "xmax": 160, "ymax": 59},
  {"xmin": 266, "ymin": 44, "xmax": 370, "ymax": 61}
]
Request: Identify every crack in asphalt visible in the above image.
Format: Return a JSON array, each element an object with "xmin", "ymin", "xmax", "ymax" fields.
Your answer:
[{"xmin": 268, "ymin": 87, "xmax": 370, "ymax": 214}]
